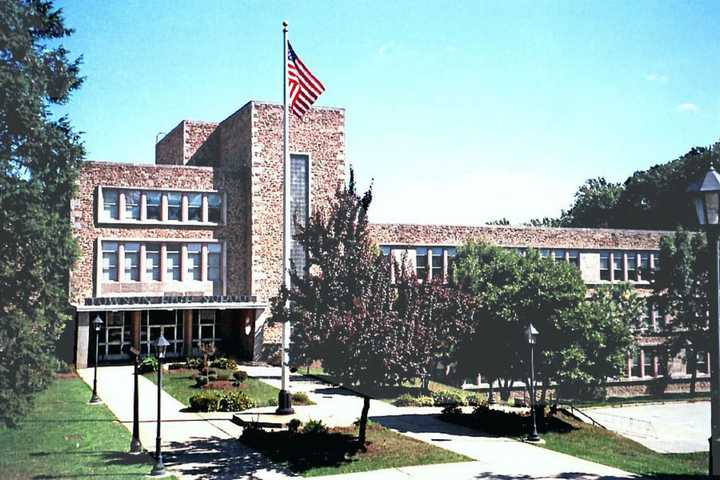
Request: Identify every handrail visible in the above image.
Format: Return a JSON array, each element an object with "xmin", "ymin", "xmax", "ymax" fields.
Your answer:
[{"xmin": 556, "ymin": 401, "xmax": 607, "ymax": 429}]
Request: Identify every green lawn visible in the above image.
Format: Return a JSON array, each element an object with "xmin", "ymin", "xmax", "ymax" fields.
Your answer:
[
  {"xmin": 145, "ymin": 368, "xmax": 293, "ymax": 409},
  {"xmin": 541, "ymin": 412, "xmax": 707, "ymax": 477},
  {"xmin": 0, "ymin": 375, "xmax": 170, "ymax": 480},
  {"xmin": 241, "ymin": 422, "xmax": 471, "ymax": 477}
]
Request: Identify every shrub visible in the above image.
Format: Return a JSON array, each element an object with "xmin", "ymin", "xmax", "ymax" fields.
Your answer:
[
  {"xmin": 211, "ymin": 357, "xmax": 238, "ymax": 370},
  {"xmin": 291, "ymin": 392, "xmax": 311, "ymax": 404},
  {"xmin": 189, "ymin": 391, "xmax": 223, "ymax": 412},
  {"xmin": 393, "ymin": 394, "xmax": 435, "ymax": 407},
  {"xmin": 207, "ymin": 373, "xmax": 218, "ymax": 382},
  {"xmin": 266, "ymin": 397, "xmax": 278, "ymax": 407},
  {"xmin": 216, "ymin": 372, "xmax": 231, "ymax": 381},
  {"xmin": 431, "ymin": 390, "xmax": 467, "ymax": 406},
  {"xmin": 233, "ymin": 370, "xmax": 248, "ymax": 382},
  {"xmin": 219, "ymin": 391, "xmax": 253, "ymax": 412},
  {"xmin": 195, "ymin": 375, "xmax": 209, "ymax": 387},
  {"xmin": 288, "ymin": 418, "xmax": 303, "ymax": 433},
  {"xmin": 441, "ymin": 404, "xmax": 462, "ymax": 416},
  {"xmin": 185, "ymin": 357, "xmax": 203, "ymax": 370},
  {"xmin": 302, "ymin": 419, "xmax": 328, "ymax": 435},
  {"xmin": 466, "ymin": 393, "xmax": 486, "ymax": 406},
  {"xmin": 139, "ymin": 356, "xmax": 159, "ymax": 374}
]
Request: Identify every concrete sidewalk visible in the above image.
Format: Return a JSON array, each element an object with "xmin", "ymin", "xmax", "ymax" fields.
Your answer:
[
  {"xmin": 78, "ymin": 365, "xmax": 291, "ymax": 479},
  {"xmin": 244, "ymin": 365, "xmax": 634, "ymax": 480}
]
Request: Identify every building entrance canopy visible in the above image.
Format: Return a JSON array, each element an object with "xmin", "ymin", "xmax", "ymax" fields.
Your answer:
[{"xmin": 75, "ymin": 294, "xmax": 267, "ymax": 312}]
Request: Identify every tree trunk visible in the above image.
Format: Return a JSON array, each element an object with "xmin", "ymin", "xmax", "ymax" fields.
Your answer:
[
  {"xmin": 499, "ymin": 378, "xmax": 514, "ymax": 401},
  {"xmin": 540, "ymin": 379, "xmax": 548, "ymax": 404},
  {"xmin": 488, "ymin": 380, "xmax": 496, "ymax": 404},
  {"xmin": 358, "ymin": 396, "xmax": 371, "ymax": 450},
  {"xmin": 689, "ymin": 348, "xmax": 697, "ymax": 395}
]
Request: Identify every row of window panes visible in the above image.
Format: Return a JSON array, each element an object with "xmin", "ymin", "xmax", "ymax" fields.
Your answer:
[
  {"xmin": 534, "ymin": 248, "xmax": 580, "ymax": 267},
  {"xmin": 600, "ymin": 251, "xmax": 659, "ymax": 282},
  {"xmin": 103, "ymin": 189, "xmax": 222, "ymax": 223},
  {"xmin": 102, "ymin": 241, "xmax": 221, "ymax": 282},
  {"xmin": 629, "ymin": 348, "xmax": 709, "ymax": 378},
  {"xmin": 415, "ymin": 247, "xmax": 457, "ymax": 280}
]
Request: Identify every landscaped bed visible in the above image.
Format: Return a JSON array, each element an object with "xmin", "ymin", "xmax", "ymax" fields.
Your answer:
[
  {"xmin": 0, "ymin": 375, "xmax": 175, "ymax": 480},
  {"xmin": 439, "ymin": 404, "xmax": 707, "ymax": 477},
  {"xmin": 144, "ymin": 367, "xmax": 314, "ymax": 411},
  {"xmin": 240, "ymin": 420, "xmax": 471, "ymax": 477}
]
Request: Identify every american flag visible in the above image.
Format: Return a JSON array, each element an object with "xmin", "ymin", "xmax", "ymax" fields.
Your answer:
[{"xmin": 287, "ymin": 41, "xmax": 325, "ymax": 117}]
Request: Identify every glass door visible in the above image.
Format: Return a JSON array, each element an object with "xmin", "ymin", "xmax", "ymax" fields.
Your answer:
[{"xmin": 100, "ymin": 312, "xmax": 131, "ymax": 360}]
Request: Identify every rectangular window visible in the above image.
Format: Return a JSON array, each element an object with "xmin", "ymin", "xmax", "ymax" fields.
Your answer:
[
  {"xmin": 447, "ymin": 247, "xmax": 457, "ymax": 278},
  {"xmin": 639, "ymin": 253, "xmax": 650, "ymax": 280},
  {"xmin": 642, "ymin": 349, "xmax": 655, "ymax": 377},
  {"xmin": 103, "ymin": 189, "xmax": 118, "ymax": 220},
  {"xmin": 631, "ymin": 350, "xmax": 641, "ymax": 377},
  {"xmin": 290, "ymin": 154, "xmax": 310, "ymax": 275},
  {"xmin": 207, "ymin": 193, "xmax": 222, "ymax": 223},
  {"xmin": 187, "ymin": 243, "xmax": 201, "ymax": 281},
  {"xmin": 539, "ymin": 248, "xmax": 550, "ymax": 258},
  {"xmin": 568, "ymin": 250, "xmax": 579, "ymax": 268},
  {"xmin": 124, "ymin": 190, "xmax": 140, "ymax": 220},
  {"xmin": 124, "ymin": 243, "xmax": 140, "ymax": 281},
  {"xmin": 600, "ymin": 252, "xmax": 610, "ymax": 281},
  {"xmin": 102, "ymin": 242, "xmax": 118, "ymax": 281},
  {"xmin": 167, "ymin": 192, "xmax": 181, "ymax": 221},
  {"xmin": 613, "ymin": 252, "xmax": 624, "ymax": 281},
  {"xmin": 431, "ymin": 247, "xmax": 443, "ymax": 280},
  {"xmin": 146, "ymin": 191, "xmax": 161, "ymax": 220},
  {"xmin": 652, "ymin": 253, "xmax": 660, "ymax": 272},
  {"xmin": 416, "ymin": 247, "xmax": 428, "ymax": 280},
  {"xmin": 553, "ymin": 249, "xmax": 566, "ymax": 263},
  {"xmin": 166, "ymin": 245, "xmax": 180, "ymax": 281},
  {"xmin": 208, "ymin": 243, "xmax": 221, "ymax": 281},
  {"xmin": 145, "ymin": 243, "xmax": 160, "ymax": 281},
  {"xmin": 380, "ymin": 245, "xmax": 391, "ymax": 256},
  {"xmin": 696, "ymin": 351, "xmax": 709, "ymax": 374},
  {"xmin": 194, "ymin": 310, "xmax": 217, "ymax": 349},
  {"xmin": 187, "ymin": 193, "xmax": 202, "ymax": 222},
  {"xmin": 627, "ymin": 253, "xmax": 638, "ymax": 281}
]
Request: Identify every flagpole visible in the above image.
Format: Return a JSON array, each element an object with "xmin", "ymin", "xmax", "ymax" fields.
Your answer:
[{"xmin": 277, "ymin": 20, "xmax": 294, "ymax": 415}]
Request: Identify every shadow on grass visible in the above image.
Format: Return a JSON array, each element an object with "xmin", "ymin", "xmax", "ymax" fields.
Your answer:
[
  {"xmin": 370, "ymin": 412, "xmax": 497, "ymax": 438},
  {"xmin": 30, "ymin": 451, "xmax": 155, "ymax": 479},
  {"xmin": 239, "ymin": 428, "xmax": 363, "ymax": 474}
]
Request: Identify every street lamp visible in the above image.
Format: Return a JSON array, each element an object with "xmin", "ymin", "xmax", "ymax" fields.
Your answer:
[
  {"xmin": 129, "ymin": 346, "xmax": 142, "ymax": 454},
  {"xmin": 688, "ymin": 166, "xmax": 720, "ymax": 477},
  {"xmin": 89, "ymin": 315, "xmax": 103, "ymax": 404},
  {"xmin": 524, "ymin": 323, "xmax": 541, "ymax": 443},
  {"xmin": 150, "ymin": 333, "xmax": 170, "ymax": 477}
]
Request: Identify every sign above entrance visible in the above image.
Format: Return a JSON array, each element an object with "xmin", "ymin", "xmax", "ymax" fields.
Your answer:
[{"xmin": 83, "ymin": 294, "xmax": 257, "ymax": 307}]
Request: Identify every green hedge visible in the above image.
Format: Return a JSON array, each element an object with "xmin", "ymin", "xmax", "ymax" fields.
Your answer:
[{"xmin": 189, "ymin": 390, "xmax": 254, "ymax": 412}]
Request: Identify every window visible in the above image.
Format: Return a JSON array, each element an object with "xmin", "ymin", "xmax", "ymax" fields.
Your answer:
[
  {"xmin": 380, "ymin": 245, "xmax": 390, "ymax": 256},
  {"xmin": 447, "ymin": 247, "xmax": 457, "ymax": 278},
  {"xmin": 652, "ymin": 253, "xmax": 660, "ymax": 273},
  {"xmin": 194, "ymin": 310, "xmax": 217, "ymax": 349},
  {"xmin": 124, "ymin": 190, "xmax": 140, "ymax": 220},
  {"xmin": 568, "ymin": 250, "xmax": 579, "ymax": 268},
  {"xmin": 146, "ymin": 191, "xmax": 161, "ymax": 220},
  {"xmin": 642, "ymin": 349, "xmax": 655, "ymax": 377},
  {"xmin": 167, "ymin": 192, "xmax": 181, "ymax": 221},
  {"xmin": 600, "ymin": 252, "xmax": 610, "ymax": 281},
  {"xmin": 639, "ymin": 253, "xmax": 650, "ymax": 280},
  {"xmin": 166, "ymin": 245, "xmax": 181, "ymax": 281},
  {"xmin": 145, "ymin": 243, "xmax": 160, "ymax": 281},
  {"xmin": 553, "ymin": 249, "xmax": 566, "ymax": 263},
  {"xmin": 207, "ymin": 193, "xmax": 222, "ymax": 223},
  {"xmin": 612, "ymin": 252, "xmax": 624, "ymax": 281},
  {"xmin": 103, "ymin": 189, "xmax": 118, "ymax": 220},
  {"xmin": 187, "ymin": 193, "xmax": 202, "ymax": 222},
  {"xmin": 208, "ymin": 244, "xmax": 222, "ymax": 294},
  {"xmin": 124, "ymin": 243, "xmax": 140, "ymax": 281},
  {"xmin": 431, "ymin": 247, "xmax": 443, "ymax": 280},
  {"xmin": 416, "ymin": 247, "xmax": 428, "ymax": 280},
  {"xmin": 186, "ymin": 243, "xmax": 201, "ymax": 281},
  {"xmin": 627, "ymin": 253, "xmax": 638, "ymax": 281},
  {"xmin": 696, "ymin": 351, "xmax": 709, "ymax": 375},
  {"xmin": 290, "ymin": 154, "xmax": 310, "ymax": 275},
  {"xmin": 102, "ymin": 242, "xmax": 118, "ymax": 281},
  {"xmin": 539, "ymin": 248, "xmax": 550, "ymax": 259},
  {"xmin": 98, "ymin": 312, "xmax": 131, "ymax": 358},
  {"xmin": 630, "ymin": 351, "xmax": 641, "ymax": 377}
]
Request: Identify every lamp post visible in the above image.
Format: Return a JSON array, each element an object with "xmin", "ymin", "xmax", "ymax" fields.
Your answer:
[
  {"xmin": 688, "ymin": 166, "xmax": 720, "ymax": 477},
  {"xmin": 525, "ymin": 323, "xmax": 541, "ymax": 443},
  {"xmin": 89, "ymin": 315, "xmax": 103, "ymax": 404},
  {"xmin": 150, "ymin": 333, "xmax": 170, "ymax": 477},
  {"xmin": 129, "ymin": 346, "xmax": 142, "ymax": 454}
]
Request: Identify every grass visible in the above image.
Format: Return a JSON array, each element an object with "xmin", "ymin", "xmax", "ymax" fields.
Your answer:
[
  {"xmin": 541, "ymin": 412, "xmax": 708, "ymax": 477},
  {"xmin": 303, "ymin": 366, "xmax": 471, "ymax": 404},
  {"xmin": 0, "ymin": 375, "xmax": 172, "ymax": 480},
  {"xmin": 240, "ymin": 422, "xmax": 471, "ymax": 477},
  {"xmin": 146, "ymin": 368, "xmax": 313, "ymax": 409}
]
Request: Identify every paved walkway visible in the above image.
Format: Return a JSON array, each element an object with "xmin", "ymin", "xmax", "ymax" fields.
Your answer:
[
  {"xmin": 586, "ymin": 400, "xmax": 709, "ymax": 453},
  {"xmin": 242, "ymin": 366, "xmax": 635, "ymax": 480},
  {"xmin": 78, "ymin": 366, "xmax": 291, "ymax": 479}
]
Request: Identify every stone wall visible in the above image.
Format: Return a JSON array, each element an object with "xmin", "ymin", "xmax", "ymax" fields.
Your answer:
[
  {"xmin": 69, "ymin": 161, "xmax": 251, "ymax": 304},
  {"xmin": 155, "ymin": 120, "xmax": 219, "ymax": 166},
  {"xmin": 368, "ymin": 223, "xmax": 669, "ymax": 250},
  {"xmin": 155, "ymin": 122, "xmax": 184, "ymax": 165}
]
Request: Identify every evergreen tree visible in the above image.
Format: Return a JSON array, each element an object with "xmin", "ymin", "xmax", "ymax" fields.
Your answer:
[{"xmin": 0, "ymin": 0, "xmax": 84, "ymax": 427}]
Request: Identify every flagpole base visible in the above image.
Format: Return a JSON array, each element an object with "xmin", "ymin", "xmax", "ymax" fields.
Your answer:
[{"xmin": 275, "ymin": 390, "xmax": 294, "ymax": 415}]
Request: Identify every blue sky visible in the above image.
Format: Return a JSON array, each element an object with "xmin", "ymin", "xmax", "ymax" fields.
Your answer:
[{"xmin": 55, "ymin": 1, "xmax": 720, "ymax": 225}]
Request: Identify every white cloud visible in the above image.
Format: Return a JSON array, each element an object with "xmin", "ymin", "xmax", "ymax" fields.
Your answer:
[
  {"xmin": 645, "ymin": 73, "xmax": 669, "ymax": 83},
  {"xmin": 676, "ymin": 102, "xmax": 699, "ymax": 112},
  {"xmin": 378, "ymin": 42, "xmax": 396, "ymax": 57}
]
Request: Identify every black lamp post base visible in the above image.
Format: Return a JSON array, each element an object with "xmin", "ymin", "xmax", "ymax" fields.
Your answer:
[
  {"xmin": 129, "ymin": 437, "xmax": 142, "ymax": 454},
  {"xmin": 524, "ymin": 433, "xmax": 543, "ymax": 443},
  {"xmin": 149, "ymin": 459, "xmax": 167, "ymax": 477},
  {"xmin": 275, "ymin": 390, "xmax": 294, "ymax": 415},
  {"xmin": 88, "ymin": 394, "xmax": 102, "ymax": 405}
]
